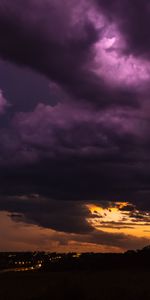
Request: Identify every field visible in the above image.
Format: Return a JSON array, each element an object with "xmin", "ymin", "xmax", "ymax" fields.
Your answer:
[{"xmin": 0, "ymin": 269, "xmax": 150, "ymax": 300}]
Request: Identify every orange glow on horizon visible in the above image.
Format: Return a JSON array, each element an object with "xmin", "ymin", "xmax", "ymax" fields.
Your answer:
[{"xmin": 86, "ymin": 202, "xmax": 150, "ymax": 238}]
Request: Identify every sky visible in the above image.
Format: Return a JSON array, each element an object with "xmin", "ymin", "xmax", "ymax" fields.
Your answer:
[{"xmin": 0, "ymin": 0, "xmax": 150, "ymax": 252}]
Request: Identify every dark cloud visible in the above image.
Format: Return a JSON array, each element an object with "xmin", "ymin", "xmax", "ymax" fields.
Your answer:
[
  {"xmin": 0, "ymin": 194, "xmax": 93, "ymax": 234},
  {"xmin": 96, "ymin": 0, "xmax": 150, "ymax": 57},
  {"xmin": 0, "ymin": 60, "xmax": 57, "ymax": 112},
  {"xmin": 78, "ymin": 230, "xmax": 149, "ymax": 251},
  {"xmin": 0, "ymin": 0, "xmax": 149, "ymax": 251},
  {"xmin": 0, "ymin": 101, "xmax": 149, "ymax": 209},
  {"xmin": 0, "ymin": 195, "xmax": 149, "ymax": 251},
  {"xmin": 0, "ymin": 0, "xmax": 138, "ymax": 108}
]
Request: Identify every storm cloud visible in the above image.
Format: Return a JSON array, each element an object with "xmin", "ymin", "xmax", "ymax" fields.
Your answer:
[
  {"xmin": 0, "ymin": 0, "xmax": 141, "ymax": 108},
  {"xmin": 0, "ymin": 0, "xmax": 150, "ymax": 251}
]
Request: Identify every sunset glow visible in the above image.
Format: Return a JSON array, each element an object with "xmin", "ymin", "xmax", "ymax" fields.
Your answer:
[{"xmin": 87, "ymin": 202, "xmax": 150, "ymax": 238}]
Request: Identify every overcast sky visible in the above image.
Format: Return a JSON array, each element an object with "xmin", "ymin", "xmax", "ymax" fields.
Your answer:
[{"xmin": 0, "ymin": 0, "xmax": 150, "ymax": 252}]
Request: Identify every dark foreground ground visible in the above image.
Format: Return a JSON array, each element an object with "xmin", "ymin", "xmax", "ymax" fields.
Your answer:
[{"xmin": 0, "ymin": 269, "xmax": 150, "ymax": 300}]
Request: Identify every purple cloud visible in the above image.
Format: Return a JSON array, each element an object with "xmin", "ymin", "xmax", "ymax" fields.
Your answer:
[
  {"xmin": 0, "ymin": 97, "xmax": 149, "ymax": 207},
  {"xmin": 0, "ymin": 90, "xmax": 8, "ymax": 113},
  {"xmin": 0, "ymin": 0, "xmax": 150, "ymax": 251},
  {"xmin": 0, "ymin": 0, "xmax": 141, "ymax": 107}
]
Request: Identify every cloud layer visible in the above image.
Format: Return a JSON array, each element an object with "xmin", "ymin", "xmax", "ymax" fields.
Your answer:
[{"xmin": 0, "ymin": 0, "xmax": 150, "ymax": 251}]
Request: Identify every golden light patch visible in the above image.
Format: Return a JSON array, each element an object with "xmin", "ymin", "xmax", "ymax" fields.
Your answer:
[{"xmin": 86, "ymin": 202, "xmax": 150, "ymax": 239}]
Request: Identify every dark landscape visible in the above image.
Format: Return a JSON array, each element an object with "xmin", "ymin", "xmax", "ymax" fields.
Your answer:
[
  {"xmin": 1, "ymin": 269, "xmax": 150, "ymax": 300},
  {"xmin": 0, "ymin": 246, "xmax": 150, "ymax": 300}
]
